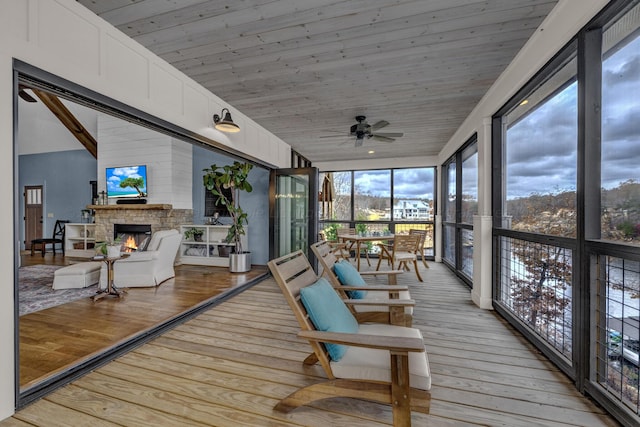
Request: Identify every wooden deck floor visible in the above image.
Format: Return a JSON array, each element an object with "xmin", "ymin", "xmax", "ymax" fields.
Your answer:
[{"xmin": 4, "ymin": 261, "xmax": 620, "ymax": 426}]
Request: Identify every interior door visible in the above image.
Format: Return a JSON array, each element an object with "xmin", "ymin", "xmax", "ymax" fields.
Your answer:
[
  {"xmin": 24, "ymin": 185, "xmax": 43, "ymax": 249},
  {"xmin": 269, "ymin": 167, "xmax": 318, "ymax": 265}
]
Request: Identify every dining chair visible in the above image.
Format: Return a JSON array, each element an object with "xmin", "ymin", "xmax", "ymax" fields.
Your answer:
[
  {"xmin": 409, "ymin": 229, "xmax": 430, "ymax": 269},
  {"xmin": 30, "ymin": 219, "xmax": 69, "ymax": 256},
  {"xmin": 318, "ymin": 230, "xmax": 350, "ymax": 261},
  {"xmin": 337, "ymin": 227, "xmax": 371, "ymax": 267},
  {"xmin": 377, "ymin": 234, "xmax": 424, "ymax": 282}
]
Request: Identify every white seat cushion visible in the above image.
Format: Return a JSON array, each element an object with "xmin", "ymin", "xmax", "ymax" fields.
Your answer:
[
  {"xmin": 330, "ymin": 323, "xmax": 431, "ymax": 391},
  {"xmin": 53, "ymin": 262, "xmax": 102, "ymax": 290}
]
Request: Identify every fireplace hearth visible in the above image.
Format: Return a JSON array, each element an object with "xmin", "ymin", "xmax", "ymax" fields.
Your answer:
[{"xmin": 114, "ymin": 224, "xmax": 151, "ymax": 252}]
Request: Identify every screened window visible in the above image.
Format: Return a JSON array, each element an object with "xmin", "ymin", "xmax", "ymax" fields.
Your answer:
[
  {"xmin": 354, "ymin": 170, "xmax": 390, "ymax": 222},
  {"xmin": 393, "ymin": 168, "xmax": 434, "ymax": 221},
  {"xmin": 601, "ymin": 28, "xmax": 640, "ymax": 245},
  {"xmin": 504, "ymin": 59, "xmax": 578, "ymax": 238},
  {"xmin": 595, "ymin": 4, "xmax": 640, "ymax": 417},
  {"xmin": 441, "ymin": 136, "xmax": 477, "ymax": 283},
  {"xmin": 319, "ymin": 167, "xmax": 436, "ymax": 258},
  {"xmin": 461, "ymin": 144, "xmax": 478, "ymax": 224},
  {"xmin": 319, "ymin": 171, "xmax": 351, "ymax": 221}
]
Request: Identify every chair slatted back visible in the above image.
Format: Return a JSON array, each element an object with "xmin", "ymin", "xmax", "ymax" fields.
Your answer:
[
  {"xmin": 393, "ymin": 234, "xmax": 421, "ymax": 256},
  {"xmin": 268, "ymin": 251, "xmax": 335, "ymax": 376},
  {"xmin": 337, "ymin": 227, "xmax": 355, "ymax": 236},
  {"xmin": 310, "ymin": 241, "xmax": 348, "ymax": 296},
  {"xmin": 53, "ymin": 220, "xmax": 69, "ymax": 239},
  {"xmin": 409, "ymin": 229, "xmax": 426, "ymax": 250},
  {"xmin": 409, "ymin": 229, "xmax": 430, "ymax": 268}
]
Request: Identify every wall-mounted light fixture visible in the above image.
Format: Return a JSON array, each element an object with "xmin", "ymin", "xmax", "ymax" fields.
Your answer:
[{"xmin": 213, "ymin": 108, "xmax": 240, "ymax": 133}]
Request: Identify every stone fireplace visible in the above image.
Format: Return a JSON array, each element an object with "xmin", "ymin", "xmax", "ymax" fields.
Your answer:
[
  {"xmin": 90, "ymin": 204, "xmax": 193, "ymax": 243},
  {"xmin": 114, "ymin": 223, "xmax": 152, "ymax": 252}
]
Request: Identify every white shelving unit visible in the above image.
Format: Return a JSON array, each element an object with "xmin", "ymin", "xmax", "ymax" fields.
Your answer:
[
  {"xmin": 179, "ymin": 224, "xmax": 248, "ymax": 267},
  {"xmin": 64, "ymin": 223, "xmax": 97, "ymax": 258}
]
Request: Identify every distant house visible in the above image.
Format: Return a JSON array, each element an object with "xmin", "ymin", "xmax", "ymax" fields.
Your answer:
[{"xmin": 391, "ymin": 200, "xmax": 432, "ymax": 221}]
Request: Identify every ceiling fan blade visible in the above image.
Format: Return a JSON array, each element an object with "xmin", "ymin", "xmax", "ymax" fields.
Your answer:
[
  {"xmin": 370, "ymin": 120, "xmax": 389, "ymax": 131},
  {"xmin": 319, "ymin": 134, "xmax": 349, "ymax": 138},
  {"xmin": 371, "ymin": 135, "xmax": 395, "ymax": 142},
  {"xmin": 18, "ymin": 88, "xmax": 37, "ymax": 103},
  {"xmin": 373, "ymin": 132, "xmax": 403, "ymax": 138}
]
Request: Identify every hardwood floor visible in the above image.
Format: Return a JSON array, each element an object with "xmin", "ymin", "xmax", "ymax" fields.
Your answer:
[
  {"xmin": 18, "ymin": 253, "xmax": 268, "ymax": 391},
  {"xmin": 6, "ymin": 258, "xmax": 620, "ymax": 426}
]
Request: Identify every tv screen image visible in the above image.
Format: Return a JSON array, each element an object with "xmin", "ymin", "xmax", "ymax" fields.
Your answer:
[{"xmin": 106, "ymin": 165, "xmax": 148, "ymax": 198}]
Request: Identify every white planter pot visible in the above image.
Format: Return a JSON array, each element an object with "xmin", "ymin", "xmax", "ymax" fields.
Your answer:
[
  {"xmin": 107, "ymin": 245, "xmax": 121, "ymax": 258},
  {"xmin": 229, "ymin": 252, "xmax": 251, "ymax": 272}
]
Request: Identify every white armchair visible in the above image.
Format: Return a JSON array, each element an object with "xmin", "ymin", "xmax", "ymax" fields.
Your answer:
[{"xmin": 99, "ymin": 229, "xmax": 182, "ymax": 289}]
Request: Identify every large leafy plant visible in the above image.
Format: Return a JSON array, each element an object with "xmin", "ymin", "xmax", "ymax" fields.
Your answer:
[{"xmin": 202, "ymin": 161, "xmax": 253, "ymax": 254}]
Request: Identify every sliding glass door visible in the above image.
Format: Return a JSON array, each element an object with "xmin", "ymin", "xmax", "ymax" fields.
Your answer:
[{"xmin": 270, "ymin": 167, "xmax": 318, "ymax": 265}]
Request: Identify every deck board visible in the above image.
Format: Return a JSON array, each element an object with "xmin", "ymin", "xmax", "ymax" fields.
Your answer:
[{"xmin": 4, "ymin": 261, "xmax": 619, "ymax": 426}]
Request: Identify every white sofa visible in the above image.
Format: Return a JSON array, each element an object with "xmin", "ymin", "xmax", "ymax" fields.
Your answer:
[{"xmin": 99, "ymin": 229, "xmax": 181, "ymax": 289}]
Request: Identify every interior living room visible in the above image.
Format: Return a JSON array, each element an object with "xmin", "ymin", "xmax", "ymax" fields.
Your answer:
[{"xmin": 2, "ymin": 1, "xmax": 639, "ymax": 426}]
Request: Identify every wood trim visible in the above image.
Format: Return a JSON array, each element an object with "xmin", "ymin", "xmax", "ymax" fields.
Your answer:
[{"xmin": 32, "ymin": 89, "xmax": 98, "ymax": 158}]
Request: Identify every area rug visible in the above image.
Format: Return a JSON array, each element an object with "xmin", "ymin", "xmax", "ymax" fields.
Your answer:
[{"xmin": 19, "ymin": 264, "xmax": 98, "ymax": 316}]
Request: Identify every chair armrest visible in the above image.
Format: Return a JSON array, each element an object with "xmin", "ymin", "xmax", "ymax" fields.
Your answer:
[
  {"xmin": 344, "ymin": 298, "xmax": 415, "ymax": 307},
  {"xmin": 339, "ymin": 285, "xmax": 409, "ymax": 292},
  {"xmin": 360, "ymin": 270, "xmax": 404, "ymax": 286},
  {"xmin": 298, "ymin": 330, "xmax": 425, "ymax": 352},
  {"xmin": 119, "ymin": 251, "xmax": 159, "ymax": 262},
  {"xmin": 360, "ymin": 270, "xmax": 403, "ymax": 277}
]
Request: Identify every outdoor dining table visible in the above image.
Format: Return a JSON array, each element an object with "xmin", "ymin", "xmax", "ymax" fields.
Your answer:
[{"xmin": 337, "ymin": 232, "xmax": 394, "ymax": 270}]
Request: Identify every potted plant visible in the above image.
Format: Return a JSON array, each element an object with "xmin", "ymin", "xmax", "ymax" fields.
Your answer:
[
  {"xmin": 95, "ymin": 236, "xmax": 123, "ymax": 258},
  {"xmin": 184, "ymin": 227, "xmax": 204, "ymax": 242},
  {"xmin": 203, "ymin": 161, "xmax": 253, "ymax": 272}
]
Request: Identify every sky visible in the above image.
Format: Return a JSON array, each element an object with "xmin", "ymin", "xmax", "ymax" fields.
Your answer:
[
  {"xmin": 506, "ymin": 33, "xmax": 640, "ymax": 199},
  {"xmin": 352, "ymin": 168, "xmax": 435, "ymax": 200}
]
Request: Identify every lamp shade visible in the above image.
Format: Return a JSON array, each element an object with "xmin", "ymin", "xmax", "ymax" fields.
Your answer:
[{"xmin": 213, "ymin": 108, "xmax": 240, "ymax": 133}]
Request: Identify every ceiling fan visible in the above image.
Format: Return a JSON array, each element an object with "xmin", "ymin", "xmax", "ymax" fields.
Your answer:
[{"xmin": 321, "ymin": 115, "xmax": 404, "ymax": 147}]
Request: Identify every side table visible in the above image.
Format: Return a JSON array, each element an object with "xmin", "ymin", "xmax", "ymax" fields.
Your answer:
[{"xmin": 92, "ymin": 254, "xmax": 129, "ymax": 301}]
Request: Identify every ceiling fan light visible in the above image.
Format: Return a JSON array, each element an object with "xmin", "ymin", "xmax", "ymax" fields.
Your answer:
[{"xmin": 213, "ymin": 108, "xmax": 240, "ymax": 133}]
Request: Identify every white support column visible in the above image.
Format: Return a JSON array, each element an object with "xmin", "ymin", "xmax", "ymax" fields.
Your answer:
[
  {"xmin": 471, "ymin": 117, "xmax": 493, "ymax": 309},
  {"xmin": 434, "ymin": 214, "xmax": 442, "ymax": 263}
]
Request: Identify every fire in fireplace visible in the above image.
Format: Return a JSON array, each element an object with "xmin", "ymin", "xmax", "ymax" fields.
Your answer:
[{"xmin": 113, "ymin": 224, "xmax": 152, "ymax": 252}]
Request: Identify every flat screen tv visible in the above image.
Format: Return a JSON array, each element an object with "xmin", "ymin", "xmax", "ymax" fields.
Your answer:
[{"xmin": 106, "ymin": 165, "xmax": 148, "ymax": 199}]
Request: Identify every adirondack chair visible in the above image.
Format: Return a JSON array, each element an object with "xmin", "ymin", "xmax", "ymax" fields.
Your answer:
[
  {"xmin": 311, "ymin": 240, "xmax": 414, "ymax": 327},
  {"xmin": 268, "ymin": 250, "xmax": 431, "ymax": 427}
]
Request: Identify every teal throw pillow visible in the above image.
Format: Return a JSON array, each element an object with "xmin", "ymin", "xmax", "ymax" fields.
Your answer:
[
  {"xmin": 300, "ymin": 277, "xmax": 358, "ymax": 361},
  {"xmin": 333, "ymin": 260, "xmax": 368, "ymax": 299}
]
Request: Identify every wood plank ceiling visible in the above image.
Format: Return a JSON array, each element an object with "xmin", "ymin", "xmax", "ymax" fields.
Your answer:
[{"xmin": 78, "ymin": 0, "xmax": 559, "ymax": 163}]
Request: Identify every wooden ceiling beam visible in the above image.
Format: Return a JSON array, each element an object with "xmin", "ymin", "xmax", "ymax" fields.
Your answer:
[{"xmin": 32, "ymin": 89, "xmax": 98, "ymax": 159}]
